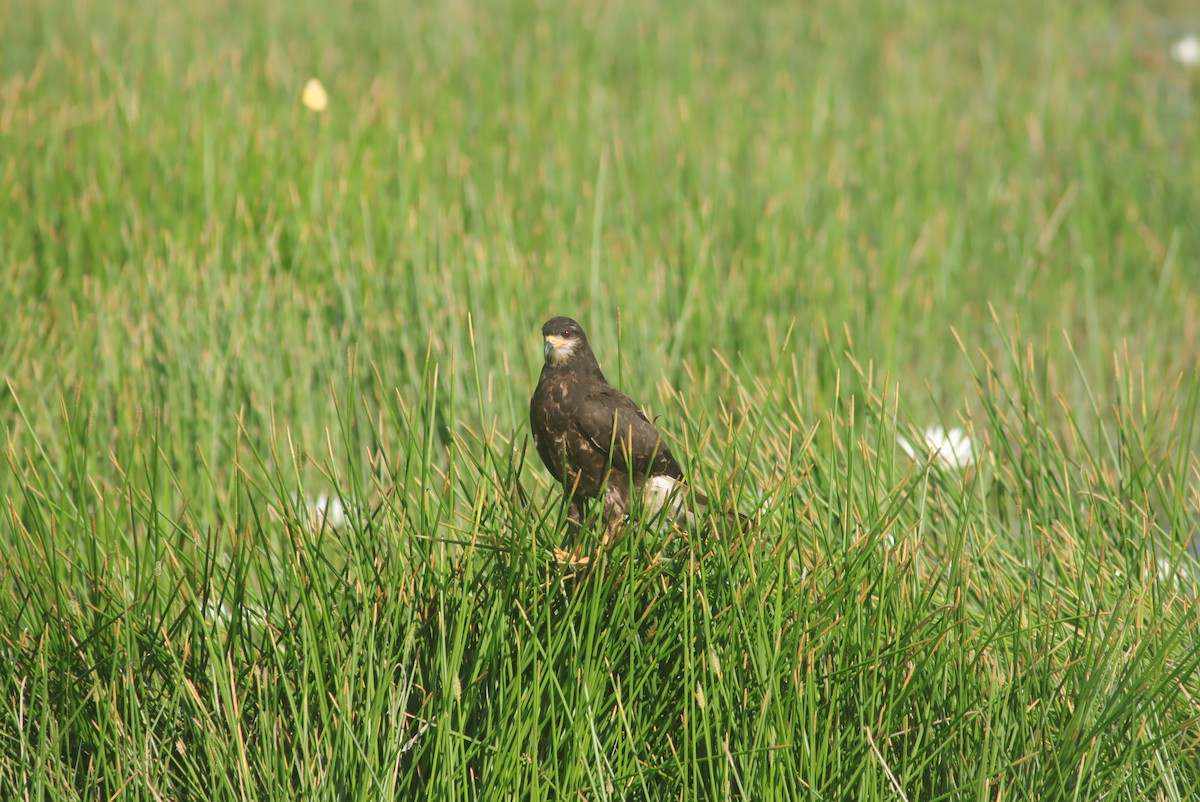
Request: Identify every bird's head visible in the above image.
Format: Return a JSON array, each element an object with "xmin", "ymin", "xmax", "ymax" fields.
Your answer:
[{"xmin": 541, "ymin": 316, "xmax": 590, "ymax": 367}]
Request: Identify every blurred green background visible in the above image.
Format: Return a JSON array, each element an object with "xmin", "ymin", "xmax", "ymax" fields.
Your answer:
[{"xmin": 4, "ymin": 0, "xmax": 1198, "ymax": 460}]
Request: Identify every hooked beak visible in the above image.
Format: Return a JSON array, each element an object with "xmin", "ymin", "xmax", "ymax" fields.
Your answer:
[{"xmin": 543, "ymin": 334, "xmax": 572, "ymax": 363}]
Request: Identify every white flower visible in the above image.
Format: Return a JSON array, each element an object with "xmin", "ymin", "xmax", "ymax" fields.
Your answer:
[
  {"xmin": 1171, "ymin": 35, "xmax": 1200, "ymax": 67},
  {"xmin": 302, "ymin": 78, "xmax": 329, "ymax": 112},
  {"xmin": 277, "ymin": 492, "xmax": 360, "ymax": 531},
  {"xmin": 1155, "ymin": 557, "xmax": 1192, "ymax": 586},
  {"xmin": 1114, "ymin": 559, "xmax": 1193, "ymax": 587},
  {"xmin": 898, "ymin": 426, "xmax": 975, "ymax": 469},
  {"xmin": 307, "ymin": 493, "xmax": 348, "ymax": 529}
]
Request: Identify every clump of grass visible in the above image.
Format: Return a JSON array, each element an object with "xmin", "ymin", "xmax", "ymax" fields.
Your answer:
[{"xmin": 3, "ymin": 326, "xmax": 1199, "ymax": 799}]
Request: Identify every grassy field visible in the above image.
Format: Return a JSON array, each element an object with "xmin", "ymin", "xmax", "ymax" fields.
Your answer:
[{"xmin": 3, "ymin": 0, "xmax": 1200, "ymax": 798}]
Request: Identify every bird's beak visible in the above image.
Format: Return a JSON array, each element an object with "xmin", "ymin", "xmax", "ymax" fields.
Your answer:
[{"xmin": 543, "ymin": 334, "xmax": 568, "ymax": 360}]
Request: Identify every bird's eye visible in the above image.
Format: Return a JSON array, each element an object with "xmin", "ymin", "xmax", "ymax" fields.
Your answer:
[{"xmin": 562, "ymin": 330, "xmax": 574, "ymax": 339}]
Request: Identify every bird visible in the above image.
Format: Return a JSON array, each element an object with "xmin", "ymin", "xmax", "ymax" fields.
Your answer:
[{"xmin": 529, "ymin": 315, "xmax": 743, "ymax": 537}]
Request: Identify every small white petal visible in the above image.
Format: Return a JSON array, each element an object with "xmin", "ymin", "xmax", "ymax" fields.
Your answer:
[
  {"xmin": 326, "ymin": 497, "xmax": 347, "ymax": 529},
  {"xmin": 310, "ymin": 493, "xmax": 359, "ymax": 530},
  {"xmin": 899, "ymin": 425, "xmax": 975, "ymax": 469},
  {"xmin": 1155, "ymin": 557, "xmax": 1191, "ymax": 586},
  {"xmin": 944, "ymin": 427, "xmax": 975, "ymax": 467},
  {"xmin": 1171, "ymin": 35, "xmax": 1200, "ymax": 67}
]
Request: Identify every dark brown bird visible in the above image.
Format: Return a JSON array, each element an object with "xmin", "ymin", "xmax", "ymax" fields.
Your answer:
[{"xmin": 529, "ymin": 316, "xmax": 737, "ymax": 534}]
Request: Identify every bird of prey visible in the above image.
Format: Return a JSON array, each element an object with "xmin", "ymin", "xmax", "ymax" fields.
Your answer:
[{"xmin": 529, "ymin": 316, "xmax": 739, "ymax": 535}]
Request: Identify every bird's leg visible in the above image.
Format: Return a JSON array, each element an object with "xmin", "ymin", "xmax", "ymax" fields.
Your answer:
[
  {"xmin": 550, "ymin": 495, "xmax": 592, "ymax": 566},
  {"xmin": 600, "ymin": 478, "xmax": 629, "ymax": 546},
  {"xmin": 600, "ymin": 517, "xmax": 625, "ymax": 546},
  {"xmin": 565, "ymin": 495, "xmax": 587, "ymax": 536}
]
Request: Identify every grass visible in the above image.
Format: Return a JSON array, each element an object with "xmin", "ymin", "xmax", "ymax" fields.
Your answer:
[{"xmin": 3, "ymin": 0, "xmax": 1200, "ymax": 798}]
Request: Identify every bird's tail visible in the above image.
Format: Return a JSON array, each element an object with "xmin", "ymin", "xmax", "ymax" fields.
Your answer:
[{"xmin": 643, "ymin": 476, "xmax": 751, "ymax": 533}]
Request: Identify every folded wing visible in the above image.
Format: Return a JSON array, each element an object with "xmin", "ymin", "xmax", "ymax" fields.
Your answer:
[{"xmin": 575, "ymin": 388, "xmax": 684, "ymax": 480}]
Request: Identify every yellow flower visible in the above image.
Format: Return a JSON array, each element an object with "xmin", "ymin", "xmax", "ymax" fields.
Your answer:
[{"xmin": 302, "ymin": 78, "xmax": 329, "ymax": 112}]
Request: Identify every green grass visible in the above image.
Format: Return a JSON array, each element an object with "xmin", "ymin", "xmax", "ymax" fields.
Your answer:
[{"xmin": 3, "ymin": 0, "xmax": 1200, "ymax": 798}]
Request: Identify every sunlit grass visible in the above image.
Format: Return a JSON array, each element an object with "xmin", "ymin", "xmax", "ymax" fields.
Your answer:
[{"xmin": 2, "ymin": 0, "xmax": 1200, "ymax": 798}]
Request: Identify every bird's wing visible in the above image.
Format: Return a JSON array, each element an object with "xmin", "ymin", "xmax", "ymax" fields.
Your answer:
[{"xmin": 576, "ymin": 387, "xmax": 683, "ymax": 479}]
